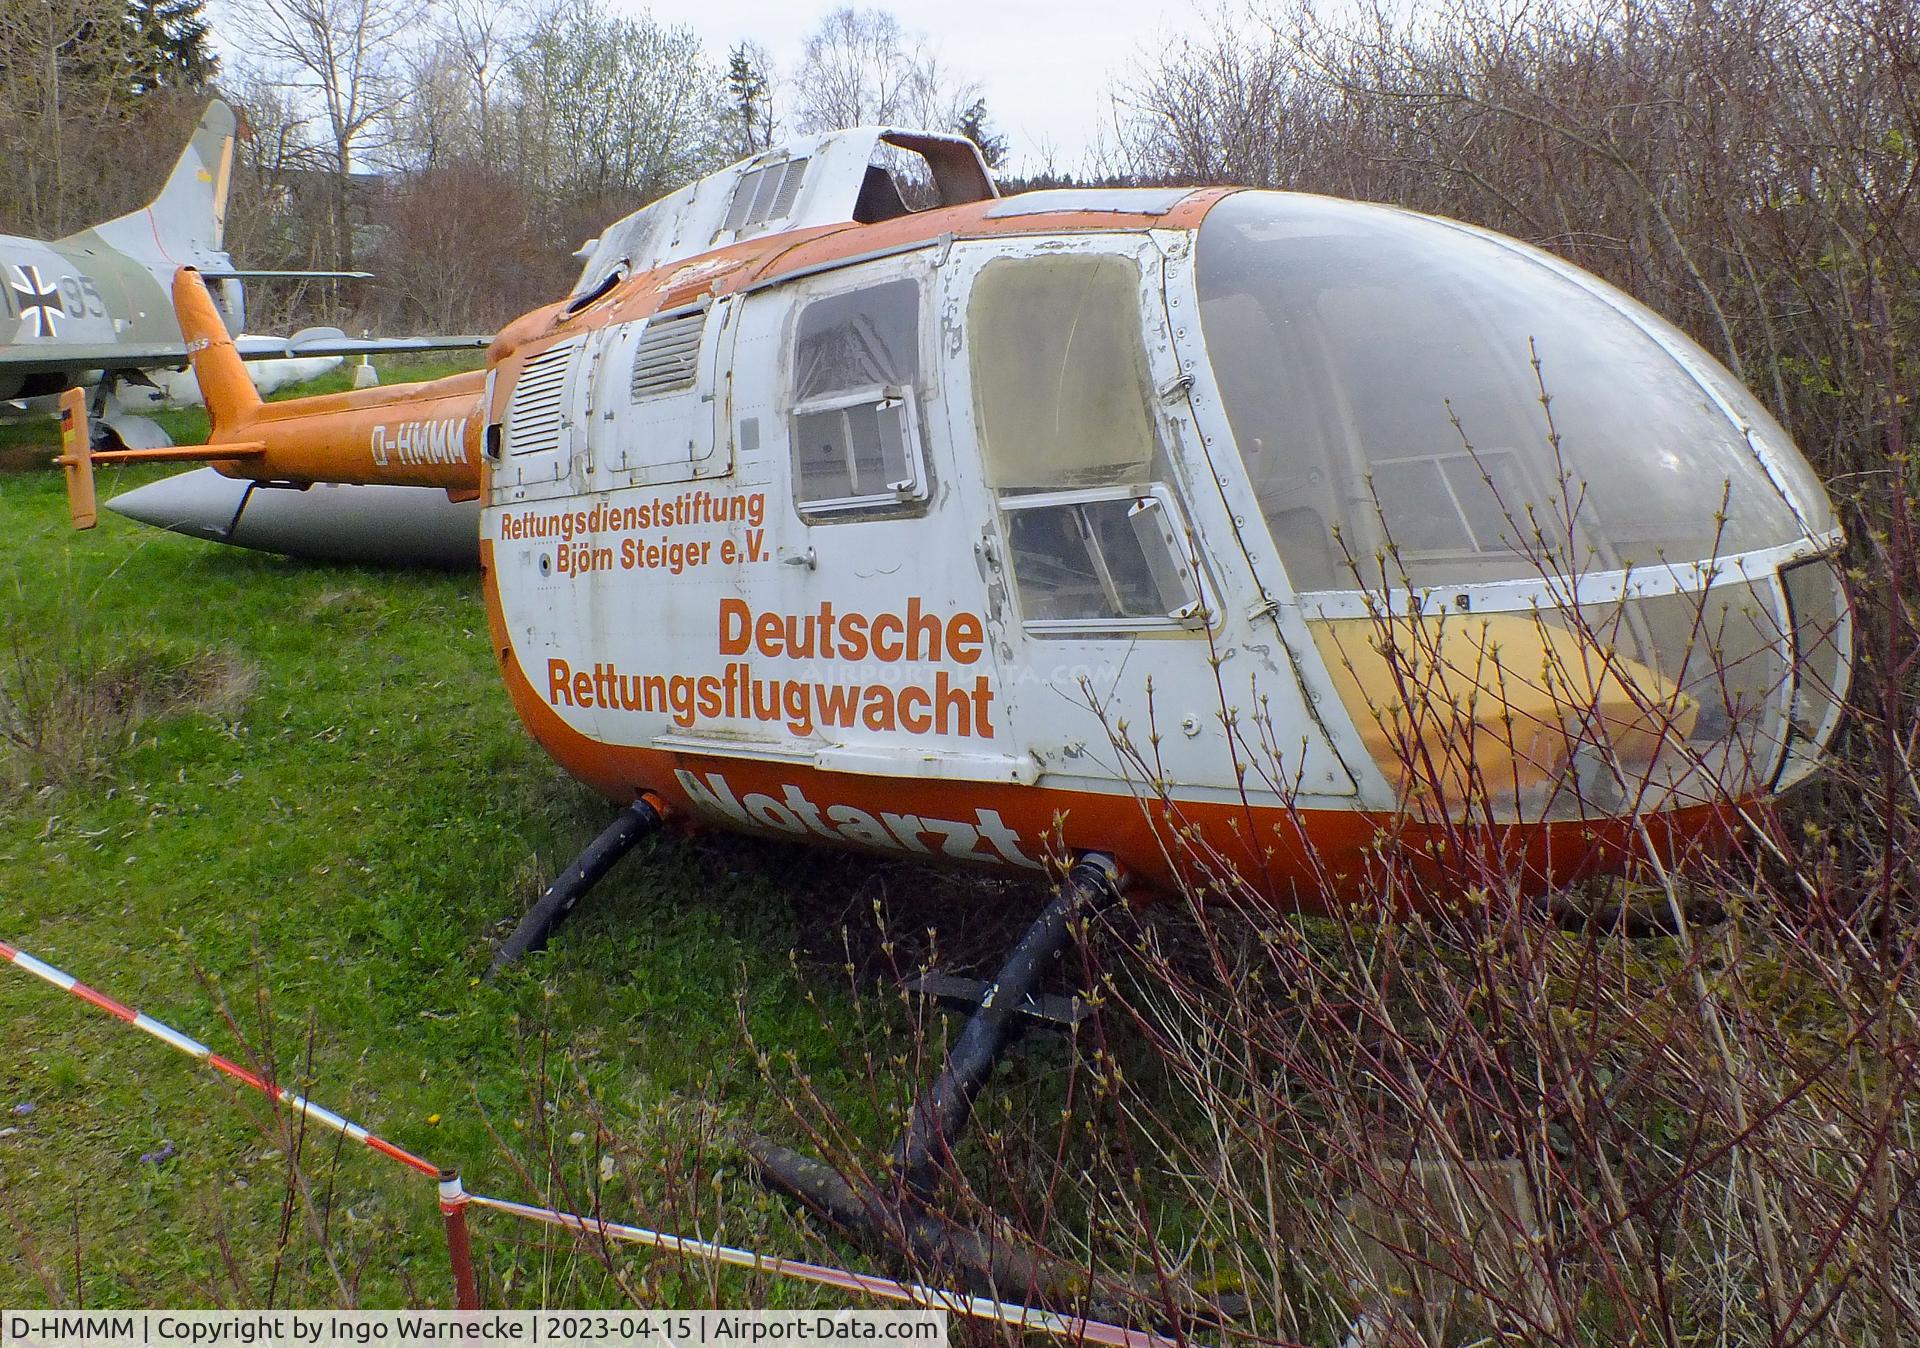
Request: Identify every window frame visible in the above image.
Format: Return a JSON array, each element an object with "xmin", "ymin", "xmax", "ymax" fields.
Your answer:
[
  {"xmin": 998, "ymin": 483, "xmax": 1210, "ymax": 636},
  {"xmin": 789, "ymin": 382, "xmax": 926, "ymax": 513},
  {"xmin": 785, "ymin": 273, "xmax": 931, "ymax": 521}
]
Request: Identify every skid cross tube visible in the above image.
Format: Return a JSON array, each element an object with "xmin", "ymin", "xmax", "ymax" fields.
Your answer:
[
  {"xmin": 749, "ymin": 853, "xmax": 1124, "ymax": 1302},
  {"xmin": 488, "ymin": 795, "xmax": 663, "ymax": 977}
]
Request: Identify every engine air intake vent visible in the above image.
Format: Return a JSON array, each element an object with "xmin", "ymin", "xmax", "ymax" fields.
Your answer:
[
  {"xmin": 723, "ymin": 157, "xmax": 810, "ymax": 234},
  {"xmin": 505, "ymin": 339, "xmax": 578, "ymax": 456},
  {"xmin": 630, "ymin": 310, "xmax": 705, "ymax": 400}
]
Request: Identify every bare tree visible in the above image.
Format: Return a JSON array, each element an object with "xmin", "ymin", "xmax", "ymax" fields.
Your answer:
[
  {"xmin": 391, "ymin": 43, "xmax": 475, "ymax": 170},
  {"xmin": 367, "ymin": 160, "xmax": 554, "ymax": 330},
  {"xmin": 226, "ymin": 0, "xmax": 425, "ymax": 270},
  {"xmin": 219, "ymin": 64, "xmax": 352, "ymax": 326},
  {"xmin": 0, "ymin": 0, "xmax": 190, "ymax": 235},
  {"xmin": 790, "ymin": 6, "xmax": 977, "ymax": 134},
  {"xmin": 506, "ymin": 0, "xmax": 732, "ymax": 248},
  {"xmin": 438, "ymin": 0, "xmax": 533, "ymax": 162},
  {"xmin": 1111, "ymin": 12, "xmax": 1330, "ymax": 189}
]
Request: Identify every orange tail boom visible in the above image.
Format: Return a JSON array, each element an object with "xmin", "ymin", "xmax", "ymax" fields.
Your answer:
[{"xmin": 57, "ymin": 270, "xmax": 489, "ymax": 530}]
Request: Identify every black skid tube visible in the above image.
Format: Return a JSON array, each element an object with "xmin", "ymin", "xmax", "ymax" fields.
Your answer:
[
  {"xmin": 487, "ymin": 795, "xmax": 662, "ymax": 978},
  {"xmin": 749, "ymin": 853, "xmax": 1123, "ymax": 1290},
  {"xmin": 744, "ymin": 1137, "xmax": 1096, "ymax": 1304},
  {"xmin": 892, "ymin": 852, "xmax": 1123, "ymax": 1197}
]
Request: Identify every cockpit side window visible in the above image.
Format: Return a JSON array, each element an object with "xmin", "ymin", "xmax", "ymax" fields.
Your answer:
[
  {"xmin": 967, "ymin": 253, "xmax": 1203, "ymax": 631},
  {"xmin": 788, "ymin": 278, "xmax": 929, "ymax": 515}
]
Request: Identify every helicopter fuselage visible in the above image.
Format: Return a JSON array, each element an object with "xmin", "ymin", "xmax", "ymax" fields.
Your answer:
[{"xmin": 146, "ymin": 128, "xmax": 1850, "ymax": 908}]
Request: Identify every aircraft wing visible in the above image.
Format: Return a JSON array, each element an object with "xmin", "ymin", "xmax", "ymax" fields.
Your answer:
[
  {"xmin": 232, "ymin": 330, "xmax": 492, "ymax": 360},
  {"xmin": 0, "ymin": 332, "xmax": 490, "ymax": 379},
  {"xmin": 0, "ymin": 342, "xmax": 197, "ymax": 378}
]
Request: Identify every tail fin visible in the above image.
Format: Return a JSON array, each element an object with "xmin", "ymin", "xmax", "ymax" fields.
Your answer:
[
  {"xmin": 174, "ymin": 267, "xmax": 262, "ymax": 434},
  {"xmin": 55, "ymin": 388, "xmax": 98, "ymax": 530},
  {"xmin": 80, "ymin": 100, "xmax": 237, "ymax": 261}
]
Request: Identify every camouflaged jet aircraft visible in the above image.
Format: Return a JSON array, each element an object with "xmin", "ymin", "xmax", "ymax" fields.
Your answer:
[{"xmin": 1, "ymin": 99, "xmax": 487, "ymax": 449}]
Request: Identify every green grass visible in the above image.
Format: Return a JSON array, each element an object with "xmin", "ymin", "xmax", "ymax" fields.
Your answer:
[{"xmin": 0, "ymin": 363, "xmax": 976, "ymax": 1310}]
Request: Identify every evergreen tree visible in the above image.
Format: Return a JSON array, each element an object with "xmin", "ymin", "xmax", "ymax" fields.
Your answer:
[
  {"xmin": 956, "ymin": 97, "xmax": 1007, "ymax": 170},
  {"xmin": 727, "ymin": 43, "xmax": 770, "ymax": 154},
  {"xmin": 128, "ymin": 0, "xmax": 217, "ymax": 93}
]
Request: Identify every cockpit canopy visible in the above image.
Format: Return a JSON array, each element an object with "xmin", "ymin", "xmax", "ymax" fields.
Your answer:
[
  {"xmin": 1196, "ymin": 191, "xmax": 1832, "ymax": 592},
  {"xmin": 1195, "ymin": 191, "xmax": 1849, "ymax": 818}
]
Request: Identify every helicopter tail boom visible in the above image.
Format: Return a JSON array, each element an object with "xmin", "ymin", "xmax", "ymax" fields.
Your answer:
[{"xmin": 145, "ymin": 268, "xmax": 487, "ymax": 495}]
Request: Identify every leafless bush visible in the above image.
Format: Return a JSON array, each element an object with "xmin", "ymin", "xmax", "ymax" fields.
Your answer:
[{"xmin": 0, "ymin": 629, "xmax": 256, "ymax": 797}]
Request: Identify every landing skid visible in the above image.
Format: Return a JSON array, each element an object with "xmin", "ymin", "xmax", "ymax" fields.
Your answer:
[
  {"xmin": 484, "ymin": 820, "xmax": 1224, "ymax": 1323},
  {"xmin": 486, "ymin": 795, "xmax": 664, "ymax": 978},
  {"xmin": 748, "ymin": 856, "xmax": 1133, "ymax": 1307}
]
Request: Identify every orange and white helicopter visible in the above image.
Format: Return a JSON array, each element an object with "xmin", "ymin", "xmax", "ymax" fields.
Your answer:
[{"xmin": 58, "ymin": 126, "xmax": 1852, "ymax": 1279}]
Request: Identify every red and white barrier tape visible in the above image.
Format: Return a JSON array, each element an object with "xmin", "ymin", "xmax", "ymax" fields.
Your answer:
[
  {"xmin": 0, "ymin": 938, "xmax": 438, "ymax": 1176},
  {"xmin": 0, "ymin": 938, "xmax": 1177, "ymax": 1348},
  {"xmin": 464, "ymin": 1192, "xmax": 1170, "ymax": 1348}
]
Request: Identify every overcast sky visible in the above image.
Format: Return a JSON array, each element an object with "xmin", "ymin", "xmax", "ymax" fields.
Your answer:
[
  {"xmin": 209, "ymin": 0, "xmax": 1232, "ymax": 178},
  {"xmin": 635, "ymin": 0, "xmax": 1223, "ymax": 176}
]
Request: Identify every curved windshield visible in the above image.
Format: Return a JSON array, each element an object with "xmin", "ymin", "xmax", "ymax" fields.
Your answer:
[{"xmin": 1195, "ymin": 192, "xmax": 1823, "ymax": 591}]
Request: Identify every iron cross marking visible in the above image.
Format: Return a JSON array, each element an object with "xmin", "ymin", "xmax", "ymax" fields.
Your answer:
[{"xmin": 9, "ymin": 264, "xmax": 65, "ymax": 338}]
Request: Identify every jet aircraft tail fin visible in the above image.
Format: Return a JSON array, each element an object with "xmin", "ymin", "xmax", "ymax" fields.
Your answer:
[{"xmin": 80, "ymin": 100, "xmax": 237, "ymax": 262}]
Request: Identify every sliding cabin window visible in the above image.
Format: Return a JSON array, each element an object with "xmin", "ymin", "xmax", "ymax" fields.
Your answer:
[
  {"xmin": 999, "ymin": 487, "xmax": 1203, "ymax": 628},
  {"xmin": 788, "ymin": 278, "xmax": 928, "ymax": 515},
  {"xmin": 968, "ymin": 252, "xmax": 1203, "ymax": 631}
]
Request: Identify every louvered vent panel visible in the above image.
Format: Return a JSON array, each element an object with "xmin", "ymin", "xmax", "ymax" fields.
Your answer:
[
  {"xmin": 630, "ymin": 311, "xmax": 705, "ymax": 400},
  {"xmin": 769, "ymin": 158, "xmax": 809, "ymax": 218},
  {"xmin": 722, "ymin": 158, "xmax": 810, "ymax": 235},
  {"xmin": 746, "ymin": 164, "xmax": 787, "ymax": 222},
  {"xmin": 724, "ymin": 168, "xmax": 767, "ymax": 231},
  {"xmin": 504, "ymin": 340, "xmax": 577, "ymax": 456}
]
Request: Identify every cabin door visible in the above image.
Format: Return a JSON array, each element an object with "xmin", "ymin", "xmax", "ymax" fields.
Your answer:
[
  {"xmin": 581, "ymin": 298, "xmax": 735, "ymax": 492},
  {"xmin": 653, "ymin": 251, "xmax": 1030, "ymax": 789},
  {"xmin": 942, "ymin": 234, "xmax": 1358, "ymax": 801}
]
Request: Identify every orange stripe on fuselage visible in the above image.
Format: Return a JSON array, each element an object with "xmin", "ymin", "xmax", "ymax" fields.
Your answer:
[{"xmin": 476, "ymin": 544, "xmax": 1737, "ymax": 911}]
